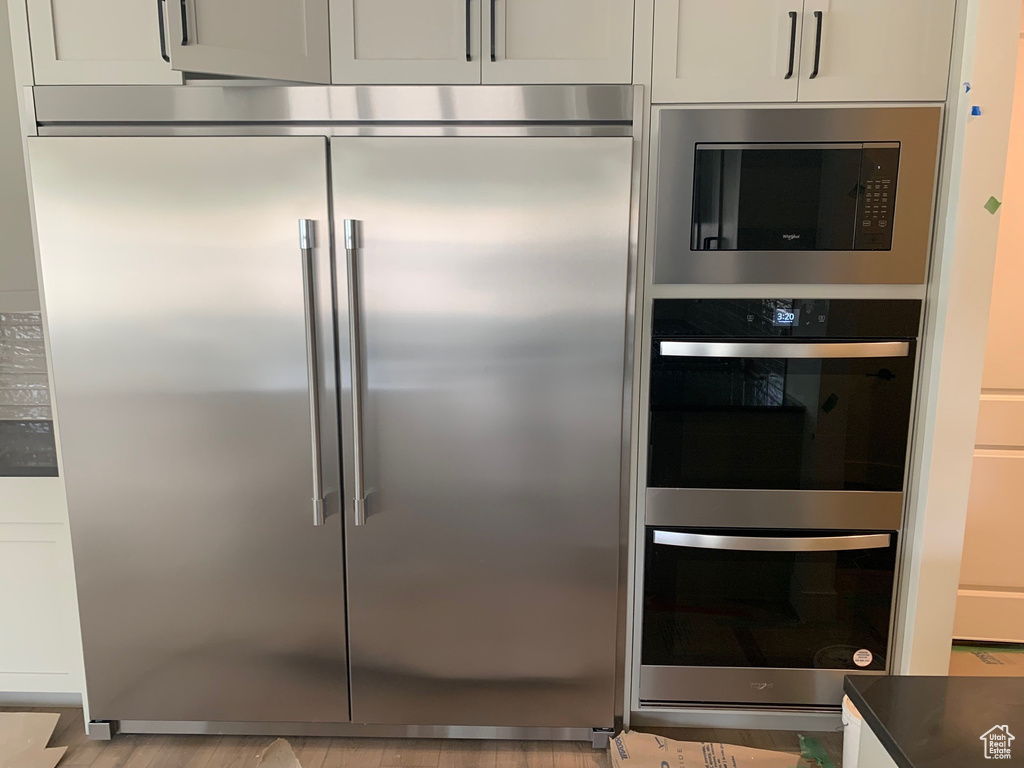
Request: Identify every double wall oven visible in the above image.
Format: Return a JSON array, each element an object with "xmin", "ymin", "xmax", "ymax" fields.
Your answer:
[
  {"xmin": 637, "ymin": 105, "xmax": 939, "ymax": 710},
  {"xmin": 639, "ymin": 299, "xmax": 920, "ymax": 708}
]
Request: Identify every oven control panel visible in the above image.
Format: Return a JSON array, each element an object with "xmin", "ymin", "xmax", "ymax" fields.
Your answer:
[
  {"xmin": 651, "ymin": 298, "xmax": 922, "ymax": 340},
  {"xmin": 854, "ymin": 144, "xmax": 900, "ymax": 251}
]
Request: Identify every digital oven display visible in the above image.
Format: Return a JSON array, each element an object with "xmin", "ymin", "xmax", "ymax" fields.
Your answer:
[{"xmin": 772, "ymin": 307, "xmax": 800, "ymax": 327}]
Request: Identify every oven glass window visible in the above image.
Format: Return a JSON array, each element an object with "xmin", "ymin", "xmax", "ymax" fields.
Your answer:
[
  {"xmin": 642, "ymin": 528, "xmax": 895, "ymax": 671},
  {"xmin": 691, "ymin": 144, "xmax": 899, "ymax": 252},
  {"xmin": 648, "ymin": 348, "xmax": 915, "ymax": 491}
]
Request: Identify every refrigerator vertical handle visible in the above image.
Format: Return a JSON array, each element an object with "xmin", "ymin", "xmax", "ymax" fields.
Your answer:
[
  {"xmin": 299, "ymin": 219, "xmax": 325, "ymax": 527},
  {"xmin": 344, "ymin": 219, "xmax": 368, "ymax": 527}
]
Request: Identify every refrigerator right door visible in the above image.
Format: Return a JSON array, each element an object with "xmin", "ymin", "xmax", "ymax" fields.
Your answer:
[{"xmin": 331, "ymin": 136, "xmax": 632, "ymax": 727}]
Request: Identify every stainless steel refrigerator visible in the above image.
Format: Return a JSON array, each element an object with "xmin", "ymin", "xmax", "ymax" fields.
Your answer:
[{"xmin": 28, "ymin": 86, "xmax": 635, "ymax": 737}]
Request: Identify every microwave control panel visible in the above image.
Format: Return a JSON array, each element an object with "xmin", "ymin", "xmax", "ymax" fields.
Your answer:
[{"xmin": 854, "ymin": 144, "xmax": 900, "ymax": 250}]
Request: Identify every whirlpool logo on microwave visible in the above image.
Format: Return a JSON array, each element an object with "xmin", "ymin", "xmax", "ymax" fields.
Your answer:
[{"xmin": 782, "ymin": 234, "xmax": 801, "ymax": 241}]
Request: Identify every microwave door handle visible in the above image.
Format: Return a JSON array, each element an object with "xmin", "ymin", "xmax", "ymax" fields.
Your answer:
[
  {"xmin": 658, "ymin": 341, "xmax": 910, "ymax": 359},
  {"xmin": 653, "ymin": 531, "xmax": 891, "ymax": 552}
]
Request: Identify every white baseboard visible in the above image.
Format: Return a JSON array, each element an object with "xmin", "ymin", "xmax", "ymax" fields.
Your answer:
[
  {"xmin": 0, "ymin": 691, "xmax": 81, "ymax": 707},
  {"xmin": 955, "ymin": 588, "xmax": 1024, "ymax": 643}
]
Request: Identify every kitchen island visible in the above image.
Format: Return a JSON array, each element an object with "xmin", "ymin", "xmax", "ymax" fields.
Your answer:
[{"xmin": 845, "ymin": 675, "xmax": 1024, "ymax": 768}]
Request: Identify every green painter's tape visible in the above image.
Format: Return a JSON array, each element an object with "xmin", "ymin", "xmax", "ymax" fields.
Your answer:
[
  {"xmin": 798, "ymin": 735, "xmax": 836, "ymax": 768},
  {"xmin": 985, "ymin": 196, "xmax": 1003, "ymax": 214}
]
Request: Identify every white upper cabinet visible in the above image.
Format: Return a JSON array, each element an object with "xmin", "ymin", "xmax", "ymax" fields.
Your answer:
[
  {"xmin": 651, "ymin": 0, "xmax": 956, "ymax": 103},
  {"xmin": 330, "ymin": 0, "xmax": 481, "ymax": 84},
  {"xmin": 26, "ymin": 0, "xmax": 182, "ymax": 84},
  {"xmin": 797, "ymin": 0, "xmax": 957, "ymax": 102},
  {"xmin": 482, "ymin": 0, "xmax": 634, "ymax": 84},
  {"xmin": 652, "ymin": 0, "xmax": 802, "ymax": 103},
  {"xmin": 167, "ymin": 0, "xmax": 331, "ymax": 83}
]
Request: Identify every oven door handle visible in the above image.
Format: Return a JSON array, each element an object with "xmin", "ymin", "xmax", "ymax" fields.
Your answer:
[
  {"xmin": 658, "ymin": 341, "xmax": 910, "ymax": 359},
  {"xmin": 652, "ymin": 530, "xmax": 891, "ymax": 552}
]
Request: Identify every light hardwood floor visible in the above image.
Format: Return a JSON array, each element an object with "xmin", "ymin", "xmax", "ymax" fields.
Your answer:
[{"xmin": 4, "ymin": 708, "xmax": 844, "ymax": 768}]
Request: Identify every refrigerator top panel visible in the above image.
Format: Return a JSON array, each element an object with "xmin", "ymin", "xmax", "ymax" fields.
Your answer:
[{"xmin": 31, "ymin": 85, "xmax": 635, "ymax": 129}]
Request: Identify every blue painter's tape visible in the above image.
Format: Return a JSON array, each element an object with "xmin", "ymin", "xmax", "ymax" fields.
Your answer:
[{"xmin": 972, "ymin": 106, "xmax": 982, "ymax": 116}]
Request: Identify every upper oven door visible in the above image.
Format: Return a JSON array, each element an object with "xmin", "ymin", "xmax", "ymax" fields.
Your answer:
[
  {"xmin": 652, "ymin": 107, "xmax": 942, "ymax": 285},
  {"xmin": 648, "ymin": 338, "xmax": 917, "ymax": 494}
]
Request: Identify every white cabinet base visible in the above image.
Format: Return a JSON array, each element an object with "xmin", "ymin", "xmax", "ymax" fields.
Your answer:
[
  {"xmin": 856, "ymin": 725, "xmax": 899, "ymax": 768},
  {"xmin": 0, "ymin": 479, "xmax": 83, "ymax": 700}
]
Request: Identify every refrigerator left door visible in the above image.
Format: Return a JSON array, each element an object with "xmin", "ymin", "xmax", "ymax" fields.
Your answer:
[{"xmin": 28, "ymin": 136, "xmax": 349, "ymax": 724}]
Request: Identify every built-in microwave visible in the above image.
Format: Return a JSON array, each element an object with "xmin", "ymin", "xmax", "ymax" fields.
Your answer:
[{"xmin": 652, "ymin": 107, "xmax": 942, "ymax": 284}]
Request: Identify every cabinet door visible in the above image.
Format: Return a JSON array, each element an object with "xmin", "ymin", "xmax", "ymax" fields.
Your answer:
[
  {"xmin": 798, "ymin": 0, "xmax": 956, "ymax": 102},
  {"xmin": 29, "ymin": 136, "xmax": 348, "ymax": 723},
  {"xmin": 652, "ymin": 0, "xmax": 801, "ymax": 103},
  {"xmin": 167, "ymin": 0, "xmax": 330, "ymax": 83},
  {"xmin": 26, "ymin": 0, "xmax": 181, "ymax": 84},
  {"xmin": 482, "ymin": 0, "xmax": 634, "ymax": 84},
  {"xmin": 330, "ymin": 0, "xmax": 480, "ymax": 84}
]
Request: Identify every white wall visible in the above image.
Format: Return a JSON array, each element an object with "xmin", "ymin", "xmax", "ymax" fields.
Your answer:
[
  {"xmin": 896, "ymin": 0, "xmax": 1022, "ymax": 673},
  {"xmin": 0, "ymin": 0, "xmax": 37, "ymax": 311},
  {"xmin": 954, "ymin": 8, "xmax": 1024, "ymax": 643},
  {"xmin": 0, "ymin": 0, "xmax": 83, "ymax": 706}
]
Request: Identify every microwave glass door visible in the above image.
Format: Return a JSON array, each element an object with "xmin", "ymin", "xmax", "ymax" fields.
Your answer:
[
  {"xmin": 691, "ymin": 143, "xmax": 899, "ymax": 252},
  {"xmin": 647, "ymin": 341, "xmax": 915, "ymax": 491},
  {"xmin": 642, "ymin": 528, "xmax": 896, "ymax": 672}
]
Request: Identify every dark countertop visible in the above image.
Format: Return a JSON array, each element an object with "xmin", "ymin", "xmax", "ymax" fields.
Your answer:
[{"xmin": 845, "ymin": 676, "xmax": 1024, "ymax": 768}]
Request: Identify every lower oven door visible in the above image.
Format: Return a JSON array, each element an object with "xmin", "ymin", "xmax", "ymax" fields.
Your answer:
[{"xmin": 640, "ymin": 528, "xmax": 897, "ymax": 707}]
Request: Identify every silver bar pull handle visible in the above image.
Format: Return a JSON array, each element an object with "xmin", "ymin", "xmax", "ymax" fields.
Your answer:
[
  {"xmin": 658, "ymin": 341, "xmax": 910, "ymax": 359},
  {"xmin": 344, "ymin": 219, "xmax": 367, "ymax": 527},
  {"xmin": 299, "ymin": 219, "xmax": 325, "ymax": 527},
  {"xmin": 653, "ymin": 530, "xmax": 891, "ymax": 552}
]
